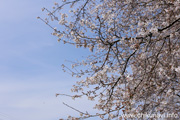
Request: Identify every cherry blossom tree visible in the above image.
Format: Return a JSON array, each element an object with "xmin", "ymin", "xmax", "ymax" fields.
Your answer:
[{"xmin": 38, "ymin": 0, "xmax": 180, "ymax": 119}]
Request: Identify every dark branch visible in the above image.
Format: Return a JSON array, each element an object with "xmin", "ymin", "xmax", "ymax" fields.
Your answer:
[{"xmin": 158, "ymin": 18, "xmax": 180, "ymax": 32}]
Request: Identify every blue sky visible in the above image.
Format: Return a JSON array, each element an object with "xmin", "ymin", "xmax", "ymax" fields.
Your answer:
[{"xmin": 0, "ymin": 0, "xmax": 97, "ymax": 120}]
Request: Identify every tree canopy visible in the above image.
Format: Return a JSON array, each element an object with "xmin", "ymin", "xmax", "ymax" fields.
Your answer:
[{"xmin": 39, "ymin": 0, "xmax": 180, "ymax": 119}]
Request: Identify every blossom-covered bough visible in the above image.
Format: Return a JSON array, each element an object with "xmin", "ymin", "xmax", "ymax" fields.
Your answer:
[{"xmin": 38, "ymin": 0, "xmax": 180, "ymax": 119}]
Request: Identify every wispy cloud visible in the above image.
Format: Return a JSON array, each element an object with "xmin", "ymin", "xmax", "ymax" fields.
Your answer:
[
  {"xmin": 0, "ymin": 0, "xmax": 95, "ymax": 120},
  {"xmin": 0, "ymin": 74, "xmax": 97, "ymax": 120}
]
